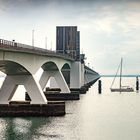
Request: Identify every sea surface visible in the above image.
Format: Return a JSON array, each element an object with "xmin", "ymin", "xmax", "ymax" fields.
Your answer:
[{"xmin": 0, "ymin": 77, "xmax": 140, "ymax": 140}]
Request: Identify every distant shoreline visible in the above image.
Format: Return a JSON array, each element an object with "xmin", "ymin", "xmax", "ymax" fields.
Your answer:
[
  {"xmin": 101, "ymin": 75, "xmax": 140, "ymax": 77},
  {"xmin": 0, "ymin": 75, "xmax": 139, "ymax": 78}
]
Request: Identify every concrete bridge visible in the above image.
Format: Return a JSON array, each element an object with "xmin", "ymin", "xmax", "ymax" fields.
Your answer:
[{"xmin": 0, "ymin": 39, "xmax": 100, "ymax": 105}]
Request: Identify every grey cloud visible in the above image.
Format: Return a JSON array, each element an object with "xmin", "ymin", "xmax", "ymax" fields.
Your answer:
[
  {"xmin": 0, "ymin": 0, "xmax": 140, "ymax": 15},
  {"xmin": 1, "ymin": 0, "xmax": 140, "ymax": 8}
]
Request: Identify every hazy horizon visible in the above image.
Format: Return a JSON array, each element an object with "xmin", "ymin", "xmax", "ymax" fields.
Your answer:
[{"xmin": 0, "ymin": 0, "xmax": 140, "ymax": 75}]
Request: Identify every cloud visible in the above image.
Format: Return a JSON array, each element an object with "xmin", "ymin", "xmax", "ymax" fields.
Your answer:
[{"xmin": 0, "ymin": 0, "xmax": 140, "ymax": 74}]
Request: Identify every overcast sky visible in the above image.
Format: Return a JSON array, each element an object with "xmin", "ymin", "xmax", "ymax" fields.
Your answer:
[{"xmin": 0, "ymin": 0, "xmax": 140, "ymax": 75}]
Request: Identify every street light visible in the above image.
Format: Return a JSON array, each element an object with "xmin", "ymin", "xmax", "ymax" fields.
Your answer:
[
  {"xmin": 45, "ymin": 36, "xmax": 47, "ymax": 50},
  {"xmin": 32, "ymin": 29, "xmax": 34, "ymax": 47}
]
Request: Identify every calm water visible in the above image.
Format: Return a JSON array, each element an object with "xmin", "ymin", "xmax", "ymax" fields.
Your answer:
[{"xmin": 0, "ymin": 77, "xmax": 140, "ymax": 140}]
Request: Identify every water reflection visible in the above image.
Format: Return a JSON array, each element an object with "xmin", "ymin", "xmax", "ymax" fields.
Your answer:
[
  {"xmin": 0, "ymin": 117, "xmax": 53, "ymax": 140},
  {"xmin": 0, "ymin": 119, "xmax": 7, "ymax": 140},
  {"xmin": 0, "ymin": 102, "xmax": 85, "ymax": 140}
]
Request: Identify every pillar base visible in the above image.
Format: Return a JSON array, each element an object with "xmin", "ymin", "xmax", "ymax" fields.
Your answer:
[
  {"xmin": 44, "ymin": 92, "xmax": 80, "ymax": 101},
  {"xmin": 26, "ymin": 91, "xmax": 80, "ymax": 101},
  {"xmin": 44, "ymin": 86, "xmax": 89, "ymax": 95},
  {"xmin": 0, "ymin": 101, "xmax": 65, "ymax": 117}
]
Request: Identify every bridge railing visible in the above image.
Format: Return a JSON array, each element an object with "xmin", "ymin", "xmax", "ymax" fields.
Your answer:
[
  {"xmin": 0, "ymin": 38, "xmax": 34, "ymax": 49},
  {"xmin": 0, "ymin": 39, "xmax": 75, "ymax": 60},
  {"xmin": 0, "ymin": 39, "xmax": 16, "ymax": 46}
]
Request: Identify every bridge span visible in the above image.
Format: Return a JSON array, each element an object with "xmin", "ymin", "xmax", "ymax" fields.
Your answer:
[{"xmin": 0, "ymin": 39, "xmax": 100, "ymax": 105}]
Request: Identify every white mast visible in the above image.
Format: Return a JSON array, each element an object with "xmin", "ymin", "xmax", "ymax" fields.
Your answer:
[{"xmin": 120, "ymin": 58, "xmax": 123, "ymax": 89}]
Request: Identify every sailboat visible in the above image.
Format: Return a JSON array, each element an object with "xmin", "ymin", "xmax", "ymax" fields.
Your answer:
[{"xmin": 110, "ymin": 58, "xmax": 134, "ymax": 92}]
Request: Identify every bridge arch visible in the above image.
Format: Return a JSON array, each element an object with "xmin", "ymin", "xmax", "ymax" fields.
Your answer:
[
  {"xmin": 0, "ymin": 60, "xmax": 30, "ymax": 75},
  {"xmin": 39, "ymin": 59, "xmax": 71, "ymax": 72},
  {"xmin": 61, "ymin": 63, "xmax": 71, "ymax": 87},
  {"xmin": 0, "ymin": 60, "xmax": 47, "ymax": 104},
  {"xmin": 41, "ymin": 61, "xmax": 59, "ymax": 71},
  {"xmin": 61, "ymin": 63, "xmax": 71, "ymax": 70},
  {"xmin": 39, "ymin": 61, "xmax": 70, "ymax": 93}
]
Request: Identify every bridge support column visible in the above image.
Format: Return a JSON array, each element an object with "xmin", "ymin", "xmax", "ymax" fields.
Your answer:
[
  {"xmin": 81, "ymin": 63, "xmax": 85, "ymax": 87},
  {"xmin": 70, "ymin": 62, "xmax": 81, "ymax": 89},
  {"xmin": 0, "ymin": 75, "xmax": 47, "ymax": 104},
  {"xmin": 84, "ymin": 74, "xmax": 88, "ymax": 84},
  {"xmin": 39, "ymin": 71, "xmax": 50, "ymax": 90},
  {"xmin": 40, "ymin": 70, "xmax": 70, "ymax": 93}
]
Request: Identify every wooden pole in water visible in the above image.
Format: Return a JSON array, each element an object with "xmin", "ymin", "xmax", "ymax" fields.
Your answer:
[
  {"xmin": 136, "ymin": 76, "xmax": 139, "ymax": 91},
  {"xmin": 98, "ymin": 80, "xmax": 102, "ymax": 94}
]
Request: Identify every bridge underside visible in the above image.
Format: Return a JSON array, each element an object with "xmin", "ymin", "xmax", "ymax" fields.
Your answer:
[
  {"xmin": 0, "ymin": 51, "xmax": 100, "ymax": 105},
  {"xmin": 0, "ymin": 61, "xmax": 30, "ymax": 75},
  {"xmin": 0, "ymin": 60, "xmax": 72, "ymax": 104},
  {"xmin": 39, "ymin": 62, "xmax": 70, "ymax": 93},
  {"xmin": 0, "ymin": 61, "xmax": 47, "ymax": 104}
]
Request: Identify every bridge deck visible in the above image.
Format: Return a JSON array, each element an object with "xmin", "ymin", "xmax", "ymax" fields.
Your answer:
[{"xmin": 0, "ymin": 39, "xmax": 74, "ymax": 61}]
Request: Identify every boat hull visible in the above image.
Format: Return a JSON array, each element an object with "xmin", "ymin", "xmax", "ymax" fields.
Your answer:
[{"xmin": 111, "ymin": 88, "xmax": 134, "ymax": 92}]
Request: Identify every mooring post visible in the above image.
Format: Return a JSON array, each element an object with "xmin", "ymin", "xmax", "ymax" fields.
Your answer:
[
  {"xmin": 136, "ymin": 76, "xmax": 139, "ymax": 91},
  {"xmin": 98, "ymin": 80, "xmax": 102, "ymax": 94}
]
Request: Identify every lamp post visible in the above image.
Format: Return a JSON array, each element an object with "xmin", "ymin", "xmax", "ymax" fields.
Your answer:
[
  {"xmin": 50, "ymin": 41, "xmax": 52, "ymax": 50},
  {"xmin": 32, "ymin": 29, "xmax": 34, "ymax": 47},
  {"xmin": 45, "ymin": 36, "xmax": 47, "ymax": 50}
]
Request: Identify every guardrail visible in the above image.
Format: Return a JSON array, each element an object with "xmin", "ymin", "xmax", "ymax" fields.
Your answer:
[
  {"xmin": 0, "ymin": 39, "xmax": 75, "ymax": 60},
  {"xmin": 0, "ymin": 39, "xmax": 17, "ymax": 46},
  {"xmin": 0, "ymin": 38, "xmax": 35, "ymax": 49}
]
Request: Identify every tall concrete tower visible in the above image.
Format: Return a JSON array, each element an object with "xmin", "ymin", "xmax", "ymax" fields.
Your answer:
[{"xmin": 56, "ymin": 26, "xmax": 80, "ymax": 60}]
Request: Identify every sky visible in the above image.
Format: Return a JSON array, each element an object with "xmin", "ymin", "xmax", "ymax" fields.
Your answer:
[{"xmin": 0, "ymin": 0, "xmax": 140, "ymax": 75}]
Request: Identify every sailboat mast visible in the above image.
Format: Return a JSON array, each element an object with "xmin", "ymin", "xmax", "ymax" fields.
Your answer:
[{"xmin": 120, "ymin": 58, "xmax": 123, "ymax": 89}]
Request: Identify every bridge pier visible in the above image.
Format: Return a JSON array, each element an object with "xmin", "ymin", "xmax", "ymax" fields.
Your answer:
[
  {"xmin": 0, "ymin": 75, "xmax": 47, "ymax": 104},
  {"xmin": 70, "ymin": 62, "xmax": 82, "ymax": 89},
  {"xmin": 39, "ymin": 70, "xmax": 70, "ymax": 93},
  {"xmin": 70, "ymin": 62, "xmax": 90, "ymax": 94},
  {"xmin": 38, "ymin": 67, "xmax": 81, "ymax": 101}
]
